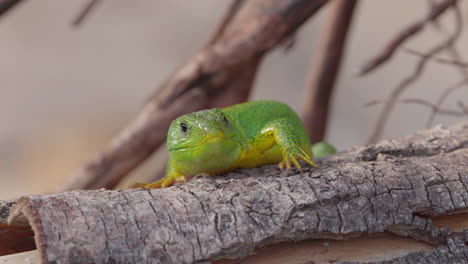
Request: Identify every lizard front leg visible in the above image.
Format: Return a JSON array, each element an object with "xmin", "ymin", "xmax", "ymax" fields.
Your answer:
[
  {"xmin": 253, "ymin": 118, "xmax": 317, "ymax": 170},
  {"xmin": 131, "ymin": 162, "xmax": 186, "ymax": 189}
]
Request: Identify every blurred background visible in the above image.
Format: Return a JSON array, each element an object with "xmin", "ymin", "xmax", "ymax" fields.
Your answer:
[{"xmin": 0, "ymin": 0, "xmax": 467, "ymax": 199}]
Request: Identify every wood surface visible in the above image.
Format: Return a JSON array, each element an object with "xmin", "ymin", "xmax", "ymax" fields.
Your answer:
[{"xmin": 1, "ymin": 122, "xmax": 467, "ymax": 263}]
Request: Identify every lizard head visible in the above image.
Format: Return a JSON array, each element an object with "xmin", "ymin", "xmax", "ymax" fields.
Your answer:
[{"xmin": 166, "ymin": 108, "xmax": 242, "ymax": 175}]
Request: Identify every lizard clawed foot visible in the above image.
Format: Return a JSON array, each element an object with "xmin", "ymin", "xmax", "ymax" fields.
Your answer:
[
  {"xmin": 278, "ymin": 148, "xmax": 317, "ymax": 171},
  {"xmin": 130, "ymin": 175, "xmax": 187, "ymax": 189}
]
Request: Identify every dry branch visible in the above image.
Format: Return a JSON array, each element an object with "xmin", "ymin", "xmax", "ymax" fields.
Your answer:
[
  {"xmin": 424, "ymin": 3, "xmax": 468, "ymax": 129},
  {"xmin": 367, "ymin": 0, "xmax": 463, "ymax": 144},
  {"xmin": 3, "ymin": 122, "xmax": 468, "ymax": 263},
  {"xmin": 59, "ymin": 0, "xmax": 329, "ymax": 192},
  {"xmin": 404, "ymin": 48, "xmax": 468, "ymax": 68},
  {"xmin": 0, "ymin": 0, "xmax": 22, "ymax": 17},
  {"xmin": 426, "ymin": 80, "xmax": 467, "ymax": 128},
  {"xmin": 72, "ymin": 0, "xmax": 102, "ymax": 27},
  {"xmin": 358, "ymin": 0, "xmax": 457, "ymax": 76},
  {"xmin": 366, "ymin": 8, "xmax": 468, "ymax": 136},
  {"xmin": 366, "ymin": 97, "xmax": 468, "ymax": 120},
  {"xmin": 301, "ymin": 0, "xmax": 358, "ymax": 142}
]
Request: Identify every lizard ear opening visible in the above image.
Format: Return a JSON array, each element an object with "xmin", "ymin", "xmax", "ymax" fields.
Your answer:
[{"xmin": 222, "ymin": 113, "xmax": 229, "ymax": 124}]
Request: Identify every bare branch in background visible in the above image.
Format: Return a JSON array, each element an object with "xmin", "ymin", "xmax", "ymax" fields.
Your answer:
[
  {"xmin": 427, "ymin": 2, "xmax": 468, "ymax": 75},
  {"xmin": 403, "ymin": 48, "xmax": 468, "ymax": 68},
  {"xmin": 399, "ymin": 98, "xmax": 467, "ymax": 117},
  {"xmin": 301, "ymin": 0, "xmax": 358, "ymax": 143},
  {"xmin": 358, "ymin": 0, "xmax": 457, "ymax": 76},
  {"xmin": 426, "ymin": 79, "xmax": 467, "ymax": 127},
  {"xmin": 158, "ymin": 0, "xmax": 329, "ymax": 108},
  {"xmin": 399, "ymin": 3, "xmax": 468, "ymax": 129},
  {"xmin": 72, "ymin": 0, "xmax": 102, "ymax": 27},
  {"xmin": 425, "ymin": 4, "xmax": 468, "ymax": 128},
  {"xmin": 367, "ymin": 0, "xmax": 462, "ymax": 144},
  {"xmin": 426, "ymin": 0, "xmax": 448, "ymax": 32},
  {"xmin": 366, "ymin": 97, "xmax": 468, "ymax": 118},
  {"xmin": 0, "ymin": 0, "xmax": 22, "ymax": 18},
  {"xmin": 385, "ymin": 4, "xmax": 468, "ymax": 131},
  {"xmin": 207, "ymin": 0, "xmax": 245, "ymax": 45},
  {"xmin": 59, "ymin": 0, "xmax": 329, "ymax": 191}
]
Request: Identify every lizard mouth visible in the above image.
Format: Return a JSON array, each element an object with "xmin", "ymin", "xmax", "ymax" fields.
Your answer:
[{"xmin": 168, "ymin": 134, "xmax": 235, "ymax": 151}]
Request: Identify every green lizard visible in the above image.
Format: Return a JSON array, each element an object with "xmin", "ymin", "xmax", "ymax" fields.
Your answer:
[{"xmin": 133, "ymin": 100, "xmax": 317, "ymax": 188}]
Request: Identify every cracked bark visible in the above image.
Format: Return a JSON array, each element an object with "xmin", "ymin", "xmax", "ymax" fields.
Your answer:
[{"xmin": 3, "ymin": 122, "xmax": 468, "ymax": 263}]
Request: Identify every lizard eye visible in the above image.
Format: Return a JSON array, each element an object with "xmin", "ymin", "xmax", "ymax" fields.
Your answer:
[{"xmin": 180, "ymin": 122, "xmax": 188, "ymax": 133}]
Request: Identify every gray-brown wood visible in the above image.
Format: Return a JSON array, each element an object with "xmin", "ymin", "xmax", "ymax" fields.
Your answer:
[{"xmin": 5, "ymin": 122, "xmax": 468, "ymax": 263}]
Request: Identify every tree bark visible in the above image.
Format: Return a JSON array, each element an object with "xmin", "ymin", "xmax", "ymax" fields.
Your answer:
[{"xmin": 3, "ymin": 122, "xmax": 468, "ymax": 263}]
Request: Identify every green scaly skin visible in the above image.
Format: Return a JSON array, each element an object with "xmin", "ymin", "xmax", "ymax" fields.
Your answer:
[{"xmin": 132, "ymin": 100, "xmax": 317, "ymax": 188}]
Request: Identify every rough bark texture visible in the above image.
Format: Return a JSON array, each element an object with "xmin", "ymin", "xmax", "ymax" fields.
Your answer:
[
  {"xmin": 4, "ymin": 122, "xmax": 468, "ymax": 263},
  {"xmin": 0, "ymin": 201, "xmax": 13, "ymax": 224}
]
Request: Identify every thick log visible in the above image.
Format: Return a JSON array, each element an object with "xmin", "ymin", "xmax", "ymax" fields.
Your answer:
[{"xmin": 4, "ymin": 122, "xmax": 468, "ymax": 263}]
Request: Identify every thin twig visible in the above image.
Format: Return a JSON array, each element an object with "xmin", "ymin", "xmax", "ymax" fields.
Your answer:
[
  {"xmin": 403, "ymin": 48, "xmax": 468, "ymax": 68},
  {"xmin": 429, "ymin": 3, "xmax": 468, "ymax": 79},
  {"xmin": 366, "ymin": 98, "xmax": 468, "ymax": 117},
  {"xmin": 72, "ymin": 0, "xmax": 102, "ymax": 27},
  {"xmin": 425, "ymin": 4, "xmax": 466, "ymax": 127},
  {"xmin": 427, "ymin": 2, "xmax": 467, "ymax": 74},
  {"xmin": 426, "ymin": 79, "xmax": 468, "ymax": 127},
  {"xmin": 301, "ymin": 0, "xmax": 358, "ymax": 142},
  {"xmin": 367, "ymin": 1, "xmax": 462, "ymax": 144},
  {"xmin": 358, "ymin": 0, "xmax": 456, "ymax": 76}
]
